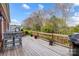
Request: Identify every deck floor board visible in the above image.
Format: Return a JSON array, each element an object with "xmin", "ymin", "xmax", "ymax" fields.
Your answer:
[{"xmin": 0, "ymin": 36, "xmax": 70, "ymax": 56}]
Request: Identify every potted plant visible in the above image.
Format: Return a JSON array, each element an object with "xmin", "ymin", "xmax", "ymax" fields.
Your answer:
[
  {"xmin": 34, "ymin": 32, "xmax": 38, "ymax": 39},
  {"xmin": 34, "ymin": 35, "xmax": 37, "ymax": 39},
  {"xmin": 49, "ymin": 40, "xmax": 53, "ymax": 45},
  {"xmin": 49, "ymin": 34, "xmax": 54, "ymax": 46}
]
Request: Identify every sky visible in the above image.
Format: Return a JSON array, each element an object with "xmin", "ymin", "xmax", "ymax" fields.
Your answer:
[
  {"xmin": 9, "ymin": 3, "xmax": 55, "ymax": 25},
  {"xmin": 9, "ymin": 3, "xmax": 79, "ymax": 26}
]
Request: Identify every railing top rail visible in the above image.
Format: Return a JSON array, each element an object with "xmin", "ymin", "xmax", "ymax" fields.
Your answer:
[
  {"xmin": 53, "ymin": 34, "xmax": 68, "ymax": 37},
  {"xmin": 32, "ymin": 31, "xmax": 68, "ymax": 37}
]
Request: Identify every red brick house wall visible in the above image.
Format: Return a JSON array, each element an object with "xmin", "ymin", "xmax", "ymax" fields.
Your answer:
[{"xmin": 0, "ymin": 3, "xmax": 10, "ymax": 48}]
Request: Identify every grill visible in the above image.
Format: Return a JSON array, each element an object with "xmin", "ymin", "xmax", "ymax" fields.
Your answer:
[{"xmin": 69, "ymin": 33, "xmax": 79, "ymax": 56}]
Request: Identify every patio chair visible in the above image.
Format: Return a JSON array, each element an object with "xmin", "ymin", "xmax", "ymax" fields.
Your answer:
[{"xmin": 3, "ymin": 33, "xmax": 13, "ymax": 49}]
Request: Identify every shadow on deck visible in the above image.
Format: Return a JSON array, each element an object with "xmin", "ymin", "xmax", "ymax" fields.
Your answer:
[{"xmin": 0, "ymin": 36, "xmax": 71, "ymax": 56}]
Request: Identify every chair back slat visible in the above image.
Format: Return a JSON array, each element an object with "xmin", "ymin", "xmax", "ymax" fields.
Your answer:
[{"xmin": 3, "ymin": 33, "xmax": 13, "ymax": 40}]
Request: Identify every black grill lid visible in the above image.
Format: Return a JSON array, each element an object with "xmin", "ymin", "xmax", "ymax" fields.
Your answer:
[{"xmin": 69, "ymin": 33, "xmax": 79, "ymax": 44}]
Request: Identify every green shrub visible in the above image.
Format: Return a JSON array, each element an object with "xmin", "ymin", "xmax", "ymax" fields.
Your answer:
[
  {"xmin": 22, "ymin": 29, "xmax": 32, "ymax": 35},
  {"xmin": 28, "ymin": 30, "xmax": 32, "ymax": 35}
]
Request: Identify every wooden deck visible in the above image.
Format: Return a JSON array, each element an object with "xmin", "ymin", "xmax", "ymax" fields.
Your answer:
[{"xmin": 0, "ymin": 36, "xmax": 71, "ymax": 56}]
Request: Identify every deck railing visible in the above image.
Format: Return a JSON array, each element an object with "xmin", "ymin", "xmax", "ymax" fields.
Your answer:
[{"xmin": 32, "ymin": 31, "xmax": 72, "ymax": 48}]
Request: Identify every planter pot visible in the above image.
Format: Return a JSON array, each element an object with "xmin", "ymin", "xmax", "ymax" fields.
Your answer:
[
  {"xmin": 49, "ymin": 41, "xmax": 53, "ymax": 46},
  {"xmin": 34, "ymin": 36, "xmax": 37, "ymax": 39}
]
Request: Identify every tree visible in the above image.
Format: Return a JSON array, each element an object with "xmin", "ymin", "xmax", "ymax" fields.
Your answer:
[
  {"xmin": 41, "ymin": 20, "xmax": 54, "ymax": 33},
  {"xmin": 22, "ymin": 17, "xmax": 34, "ymax": 30},
  {"xmin": 31, "ymin": 10, "xmax": 45, "ymax": 31},
  {"xmin": 53, "ymin": 4, "xmax": 74, "ymax": 34},
  {"xmin": 41, "ymin": 15, "xmax": 67, "ymax": 33},
  {"xmin": 23, "ymin": 9, "xmax": 54, "ymax": 31},
  {"xmin": 50, "ymin": 15, "xmax": 67, "ymax": 33},
  {"xmin": 55, "ymin": 3, "xmax": 73, "ymax": 20}
]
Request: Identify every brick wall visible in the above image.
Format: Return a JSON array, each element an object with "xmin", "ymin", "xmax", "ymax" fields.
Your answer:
[{"xmin": 0, "ymin": 3, "xmax": 10, "ymax": 48}]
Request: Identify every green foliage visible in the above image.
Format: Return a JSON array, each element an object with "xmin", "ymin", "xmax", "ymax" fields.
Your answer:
[
  {"xmin": 58, "ymin": 27, "xmax": 74, "ymax": 35},
  {"xmin": 22, "ymin": 28, "xmax": 32, "ymax": 35},
  {"xmin": 41, "ymin": 22, "xmax": 54, "ymax": 33},
  {"xmin": 32, "ymin": 24, "xmax": 41, "ymax": 31},
  {"xmin": 73, "ymin": 25, "xmax": 79, "ymax": 32},
  {"xmin": 41, "ymin": 16, "xmax": 67, "ymax": 34}
]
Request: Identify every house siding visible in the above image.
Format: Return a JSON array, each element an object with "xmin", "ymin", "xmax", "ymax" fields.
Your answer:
[{"xmin": 0, "ymin": 3, "xmax": 10, "ymax": 48}]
